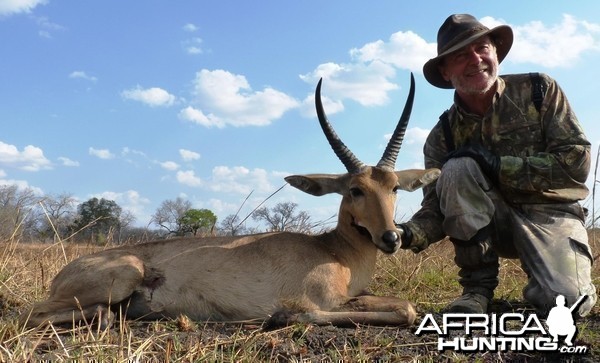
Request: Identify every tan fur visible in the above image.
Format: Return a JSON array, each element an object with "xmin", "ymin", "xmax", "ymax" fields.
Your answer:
[{"xmin": 20, "ymin": 167, "xmax": 439, "ymax": 329}]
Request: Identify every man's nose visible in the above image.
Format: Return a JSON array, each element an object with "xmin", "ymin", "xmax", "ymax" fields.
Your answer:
[{"xmin": 466, "ymin": 49, "xmax": 482, "ymax": 63}]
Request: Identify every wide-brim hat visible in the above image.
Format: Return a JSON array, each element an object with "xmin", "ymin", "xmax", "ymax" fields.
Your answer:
[{"xmin": 423, "ymin": 14, "xmax": 513, "ymax": 89}]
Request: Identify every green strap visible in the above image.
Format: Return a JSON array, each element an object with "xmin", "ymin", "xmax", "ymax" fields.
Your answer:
[{"xmin": 529, "ymin": 72, "xmax": 546, "ymax": 113}]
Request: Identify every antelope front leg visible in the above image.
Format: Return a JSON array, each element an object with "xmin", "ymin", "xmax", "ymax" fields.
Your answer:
[
  {"xmin": 328, "ymin": 295, "xmax": 417, "ymax": 326},
  {"xmin": 265, "ymin": 295, "xmax": 417, "ymax": 328},
  {"xmin": 339, "ymin": 295, "xmax": 415, "ymax": 312}
]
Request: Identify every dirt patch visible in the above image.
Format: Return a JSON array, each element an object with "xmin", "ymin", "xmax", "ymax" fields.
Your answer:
[
  {"xmin": 72, "ymin": 301, "xmax": 596, "ymax": 362},
  {"xmin": 113, "ymin": 309, "xmax": 599, "ymax": 362}
]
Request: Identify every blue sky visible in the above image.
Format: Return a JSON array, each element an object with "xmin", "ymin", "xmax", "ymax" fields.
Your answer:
[{"xmin": 2, "ymin": 1, "xmax": 600, "ymax": 229}]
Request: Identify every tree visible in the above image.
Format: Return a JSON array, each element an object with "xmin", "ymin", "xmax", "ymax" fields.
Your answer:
[
  {"xmin": 70, "ymin": 198, "xmax": 122, "ymax": 244},
  {"xmin": 0, "ymin": 184, "xmax": 40, "ymax": 240},
  {"xmin": 252, "ymin": 202, "xmax": 313, "ymax": 233},
  {"xmin": 118, "ymin": 226, "xmax": 162, "ymax": 244},
  {"xmin": 151, "ymin": 197, "xmax": 192, "ymax": 236},
  {"xmin": 35, "ymin": 192, "xmax": 77, "ymax": 242},
  {"xmin": 116, "ymin": 209, "xmax": 136, "ymax": 242},
  {"xmin": 218, "ymin": 214, "xmax": 252, "ymax": 236},
  {"xmin": 179, "ymin": 209, "xmax": 217, "ymax": 236}
]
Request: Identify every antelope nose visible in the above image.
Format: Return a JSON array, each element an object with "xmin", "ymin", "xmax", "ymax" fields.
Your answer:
[{"xmin": 382, "ymin": 230, "xmax": 400, "ymax": 249}]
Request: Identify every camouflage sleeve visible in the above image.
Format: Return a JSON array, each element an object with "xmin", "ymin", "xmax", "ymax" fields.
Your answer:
[
  {"xmin": 403, "ymin": 123, "xmax": 448, "ymax": 252},
  {"xmin": 499, "ymin": 75, "xmax": 591, "ymax": 199}
]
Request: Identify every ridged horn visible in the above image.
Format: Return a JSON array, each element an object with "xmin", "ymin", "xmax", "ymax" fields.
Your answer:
[
  {"xmin": 376, "ymin": 73, "xmax": 415, "ymax": 171},
  {"xmin": 315, "ymin": 78, "xmax": 365, "ymax": 174}
]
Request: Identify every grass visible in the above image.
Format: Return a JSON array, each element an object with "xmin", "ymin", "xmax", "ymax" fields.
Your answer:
[{"xmin": 1, "ymin": 235, "xmax": 599, "ymax": 362}]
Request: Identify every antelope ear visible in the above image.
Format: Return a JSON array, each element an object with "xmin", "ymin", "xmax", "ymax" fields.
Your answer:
[
  {"xmin": 395, "ymin": 168, "xmax": 441, "ymax": 192},
  {"xmin": 285, "ymin": 174, "xmax": 349, "ymax": 196}
]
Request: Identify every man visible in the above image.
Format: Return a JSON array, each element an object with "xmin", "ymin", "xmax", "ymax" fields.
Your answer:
[{"xmin": 397, "ymin": 14, "xmax": 597, "ymax": 317}]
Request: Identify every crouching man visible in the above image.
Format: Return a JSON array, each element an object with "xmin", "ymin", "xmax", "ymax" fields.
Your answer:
[{"xmin": 397, "ymin": 14, "xmax": 596, "ymax": 317}]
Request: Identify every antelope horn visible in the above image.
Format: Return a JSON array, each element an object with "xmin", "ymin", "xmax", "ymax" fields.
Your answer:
[
  {"xmin": 315, "ymin": 78, "xmax": 365, "ymax": 174},
  {"xmin": 377, "ymin": 73, "xmax": 415, "ymax": 171}
]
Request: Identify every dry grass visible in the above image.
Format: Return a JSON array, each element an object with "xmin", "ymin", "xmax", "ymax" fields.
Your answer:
[{"xmin": 1, "ymin": 235, "xmax": 599, "ymax": 362}]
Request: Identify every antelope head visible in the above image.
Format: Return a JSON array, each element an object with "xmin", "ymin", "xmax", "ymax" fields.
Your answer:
[{"xmin": 286, "ymin": 73, "xmax": 439, "ymax": 254}]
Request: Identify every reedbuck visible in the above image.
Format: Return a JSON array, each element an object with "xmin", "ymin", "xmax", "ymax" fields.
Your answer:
[{"xmin": 21, "ymin": 74, "xmax": 439, "ymax": 329}]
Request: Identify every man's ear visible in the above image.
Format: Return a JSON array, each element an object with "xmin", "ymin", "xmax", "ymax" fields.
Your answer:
[
  {"xmin": 438, "ymin": 63, "xmax": 451, "ymax": 82},
  {"xmin": 285, "ymin": 174, "xmax": 349, "ymax": 196}
]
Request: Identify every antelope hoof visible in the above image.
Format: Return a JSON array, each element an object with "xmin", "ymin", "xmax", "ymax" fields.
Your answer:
[
  {"xmin": 263, "ymin": 309, "xmax": 297, "ymax": 330},
  {"xmin": 96, "ymin": 305, "xmax": 115, "ymax": 330},
  {"xmin": 396, "ymin": 301, "xmax": 417, "ymax": 326}
]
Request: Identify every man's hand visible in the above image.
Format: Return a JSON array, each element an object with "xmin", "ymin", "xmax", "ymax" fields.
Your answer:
[
  {"xmin": 396, "ymin": 223, "xmax": 413, "ymax": 249},
  {"xmin": 446, "ymin": 143, "xmax": 500, "ymax": 184}
]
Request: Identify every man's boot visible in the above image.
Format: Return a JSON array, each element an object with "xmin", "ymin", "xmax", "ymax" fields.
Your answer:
[
  {"xmin": 445, "ymin": 292, "xmax": 490, "ymax": 314},
  {"xmin": 445, "ymin": 228, "xmax": 499, "ymax": 314}
]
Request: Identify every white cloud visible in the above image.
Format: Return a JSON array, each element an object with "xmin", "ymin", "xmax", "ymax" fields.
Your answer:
[
  {"xmin": 207, "ymin": 166, "xmax": 274, "ymax": 194},
  {"xmin": 379, "ymin": 127, "xmax": 430, "ymax": 170},
  {"xmin": 58, "ymin": 156, "xmax": 79, "ymax": 167},
  {"xmin": 181, "ymin": 24, "xmax": 205, "ymax": 55},
  {"xmin": 69, "ymin": 71, "xmax": 97, "ymax": 82},
  {"xmin": 0, "ymin": 0, "xmax": 47, "ymax": 16},
  {"xmin": 179, "ymin": 149, "xmax": 201, "ymax": 161},
  {"xmin": 176, "ymin": 170, "xmax": 203, "ymax": 187},
  {"xmin": 0, "ymin": 141, "xmax": 51, "ymax": 171},
  {"xmin": 177, "ymin": 166, "xmax": 280, "ymax": 195},
  {"xmin": 121, "ymin": 147, "xmax": 146, "ymax": 158},
  {"xmin": 200, "ymin": 198, "xmax": 241, "ymax": 217},
  {"xmin": 182, "ymin": 37, "xmax": 203, "ymax": 54},
  {"xmin": 209, "ymin": 166, "xmax": 252, "ymax": 194},
  {"xmin": 300, "ymin": 92, "xmax": 344, "ymax": 118},
  {"xmin": 499, "ymin": 14, "xmax": 600, "ymax": 68},
  {"xmin": 89, "ymin": 147, "xmax": 115, "ymax": 160},
  {"xmin": 33, "ymin": 15, "xmax": 65, "ymax": 38},
  {"xmin": 0, "ymin": 177, "xmax": 44, "ymax": 194},
  {"xmin": 350, "ymin": 30, "xmax": 436, "ymax": 73},
  {"xmin": 298, "ymin": 29, "xmax": 433, "ymax": 108},
  {"xmin": 381, "ymin": 126, "xmax": 430, "ymax": 152},
  {"xmin": 178, "ymin": 106, "xmax": 220, "ymax": 127},
  {"xmin": 174, "ymin": 165, "xmax": 278, "ymax": 195},
  {"xmin": 121, "ymin": 86, "xmax": 176, "ymax": 107},
  {"xmin": 180, "ymin": 69, "xmax": 299, "ymax": 128},
  {"xmin": 183, "ymin": 23, "xmax": 198, "ymax": 32},
  {"xmin": 299, "ymin": 61, "xmax": 399, "ymax": 107},
  {"xmin": 404, "ymin": 127, "xmax": 431, "ymax": 145},
  {"xmin": 93, "ymin": 190, "xmax": 151, "ymax": 222},
  {"xmin": 160, "ymin": 161, "xmax": 180, "ymax": 171}
]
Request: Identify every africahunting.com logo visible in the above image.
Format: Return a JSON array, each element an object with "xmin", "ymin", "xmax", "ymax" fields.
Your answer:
[{"xmin": 414, "ymin": 295, "xmax": 589, "ymax": 355}]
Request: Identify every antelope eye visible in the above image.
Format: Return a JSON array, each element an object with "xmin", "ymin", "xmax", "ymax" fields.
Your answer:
[
  {"xmin": 349, "ymin": 187, "xmax": 364, "ymax": 198},
  {"xmin": 392, "ymin": 185, "xmax": 400, "ymax": 194}
]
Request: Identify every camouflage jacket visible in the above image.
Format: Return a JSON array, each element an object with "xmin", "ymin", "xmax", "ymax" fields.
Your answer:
[{"xmin": 405, "ymin": 73, "xmax": 591, "ymax": 250}]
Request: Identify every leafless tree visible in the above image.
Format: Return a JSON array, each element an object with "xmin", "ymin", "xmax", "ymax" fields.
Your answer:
[
  {"xmin": 218, "ymin": 214, "xmax": 253, "ymax": 236},
  {"xmin": 36, "ymin": 192, "xmax": 77, "ymax": 242},
  {"xmin": 151, "ymin": 197, "xmax": 192, "ymax": 237},
  {"xmin": 252, "ymin": 202, "xmax": 313, "ymax": 233},
  {"xmin": 0, "ymin": 185, "xmax": 40, "ymax": 240}
]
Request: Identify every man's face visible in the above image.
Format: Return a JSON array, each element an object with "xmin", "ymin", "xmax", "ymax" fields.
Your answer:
[{"xmin": 439, "ymin": 36, "xmax": 499, "ymax": 95}]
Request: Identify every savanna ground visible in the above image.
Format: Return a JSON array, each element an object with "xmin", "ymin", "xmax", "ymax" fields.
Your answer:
[{"xmin": 0, "ymin": 233, "xmax": 599, "ymax": 362}]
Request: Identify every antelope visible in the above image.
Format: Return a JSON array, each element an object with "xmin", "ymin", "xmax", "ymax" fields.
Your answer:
[{"xmin": 20, "ymin": 74, "xmax": 439, "ymax": 329}]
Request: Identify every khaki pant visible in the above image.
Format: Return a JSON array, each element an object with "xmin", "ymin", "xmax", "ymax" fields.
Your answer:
[{"xmin": 437, "ymin": 157, "xmax": 597, "ymax": 316}]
